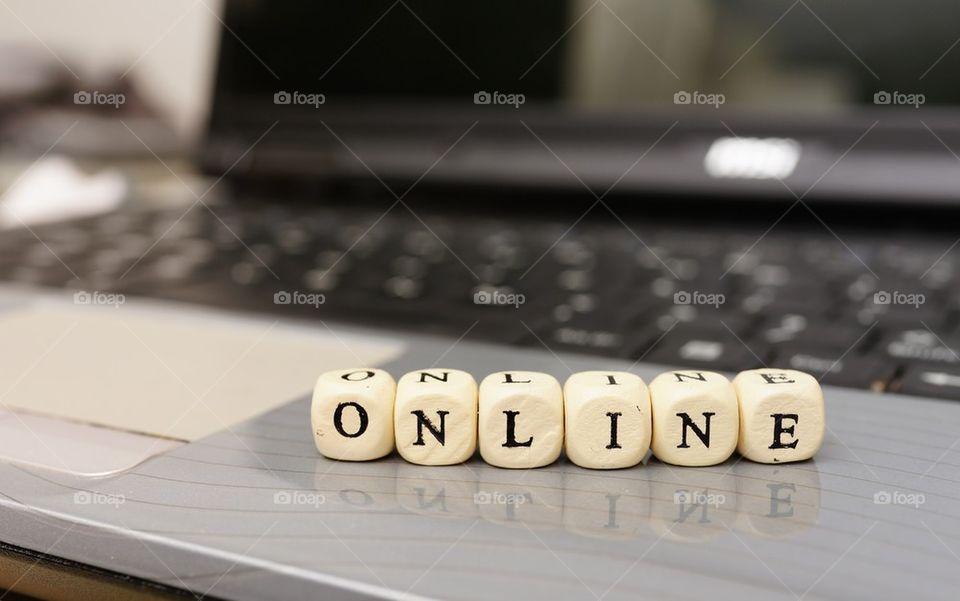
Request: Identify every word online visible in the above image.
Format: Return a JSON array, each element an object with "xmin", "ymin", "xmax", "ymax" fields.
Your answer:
[{"xmin": 311, "ymin": 368, "xmax": 825, "ymax": 469}]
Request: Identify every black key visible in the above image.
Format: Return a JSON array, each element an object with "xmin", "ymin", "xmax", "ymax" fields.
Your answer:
[
  {"xmin": 639, "ymin": 305, "xmax": 754, "ymax": 338},
  {"xmin": 638, "ymin": 324, "xmax": 768, "ymax": 372},
  {"xmin": 898, "ymin": 364, "xmax": 960, "ymax": 400},
  {"xmin": 540, "ymin": 326, "xmax": 635, "ymax": 358},
  {"xmin": 877, "ymin": 329, "xmax": 960, "ymax": 367},
  {"xmin": 525, "ymin": 293, "xmax": 648, "ymax": 358},
  {"xmin": 757, "ymin": 313, "xmax": 875, "ymax": 351},
  {"xmin": 770, "ymin": 344, "xmax": 895, "ymax": 390},
  {"xmin": 843, "ymin": 298, "xmax": 951, "ymax": 330},
  {"xmin": 736, "ymin": 282, "xmax": 833, "ymax": 316}
]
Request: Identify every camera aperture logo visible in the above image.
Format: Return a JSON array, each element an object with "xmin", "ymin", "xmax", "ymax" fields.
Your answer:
[
  {"xmin": 674, "ymin": 489, "xmax": 725, "ymax": 508},
  {"xmin": 74, "ymin": 290, "xmax": 125, "ymax": 308},
  {"xmin": 274, "ymin": 91, "xmax": 326, "ymax": 108},
  {"xmin": 274, "ymin": 290, "xmax": 326, "ymax": 308},
  {"xmin": 474, "ymin": 90, "xmax": 525, "ymax": 108},
  {"xmin": 74, "ymin": 90, "xmax": 125, "ymax": 108},
  {"xmin": 874, "ymin": 90, "xmax": 925, "ymax": 109},
  {"xmin": 673, "ymin": 290, "xmax": 725, "ymax": 308},
  {"xmin": 473, "ymin": 287, "xmax": 525, "ymax": 308},
  {"xmin": 273, "ymin": 490, "xmax": 326, "ymax": 507},
  {"xmin": 73, "ymin": 491, "xmax": 125, "ymax": 508},
  {"xmin": 873, "ymin": 490, "xmax": 925, "ymax": 508},
  {"xmin": 474, "ymin": 490, "xmax": 529, "ymax": 506},
  {"xmin": 674, "ymin": 90, "xmax": 725, "ymax": 108},
  {"xmin": 873, "ymin": 290, "xmax": 925, "ymax": 308}
]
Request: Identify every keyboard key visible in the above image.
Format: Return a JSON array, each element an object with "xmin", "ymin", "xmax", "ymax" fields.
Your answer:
[
  {"xmin": 770, "ymin": 345, "xmax": 894, "ymax": 390},
  {"xmin": 639, "ymin": 325, "xmax": 768, "ymax": 372},
  {"xmin": 878, "ymin": 329, "xmax": 960, "ymax": 366},
  {"xmin": 897, "ymin": 365, "xmax": 960, "ymax": 400},
  {"xmin": 758, "ymin": 313, "xmax": 873, "ymax": 351}
]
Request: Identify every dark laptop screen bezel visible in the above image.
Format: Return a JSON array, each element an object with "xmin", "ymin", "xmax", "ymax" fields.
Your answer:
[{"xmin": 204, "ymin": 1, "xmax": 960, "ymax": 206}]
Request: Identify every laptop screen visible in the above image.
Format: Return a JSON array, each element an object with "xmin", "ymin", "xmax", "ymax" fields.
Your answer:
[
  {"xmin": 207, "ymin": 1, "xmax": 960, "ymax": 202},
  {"xmin": 212, "ymin": 1, "xmax": 960, "ymax": 117}
]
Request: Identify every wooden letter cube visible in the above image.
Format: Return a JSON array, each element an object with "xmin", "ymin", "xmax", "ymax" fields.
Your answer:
[
  {"xmin": 311, "ymin": 368, "xmax": 396, "ymax": 461},
  {"xmin": 649, "ymin": 370, "xmax": 739, "ymax": 466},
  {"xmin": 394, "ymin": 368, "xmax": 478, "ymax": 465},
  {"xmin": 563, "ymin": 371, "xmax": 651, "ymax": 469},
  {"xmin": 733, "ymin": 368, "xmax": 824, "ymax": 464},
  {"xmin": 478, "ymin": 371, "xmax": 563, "ymax": 469}
]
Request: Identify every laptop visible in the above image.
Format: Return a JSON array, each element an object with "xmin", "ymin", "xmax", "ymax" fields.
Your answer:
[{"xmin": 0, "ymin": 1, "xmax": 958, "ymax": 598}]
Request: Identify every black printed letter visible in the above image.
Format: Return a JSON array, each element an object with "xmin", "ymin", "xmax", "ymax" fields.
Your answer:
[
  {"xmin": 676, "ymin": 412, "xmax": 715, "ymax": 448},
  {"xmin": 673, "ymin": 372, "xmax": 708, "ymax": 383},
  {"xmin": 769, "ymin": 413, "xmax": 799, "ymax": 449},
  {"xmin": 419, "ymin": 371, "xmax": 449, "ymax": 383},
  {"xmin": 341, "ymin": 370, "xmax": 375, "ymax": 382},
  {"xmin": 333, "ymin": 402, "xmax": 369, "ymax": 437},
  {"xmin": 411, "ymin": 410, "xmax": 449, "ymax": 446},
  {"xmin": 503, "ymin": 373, "xmax": 532, "ymax": 384},
  {"xmin": 606, "ymin": 412, "xmax": 622, "ymax": 449},
  {"xmin": 502, "ymin": 411, "xmax": 533, "ymax": 447}
]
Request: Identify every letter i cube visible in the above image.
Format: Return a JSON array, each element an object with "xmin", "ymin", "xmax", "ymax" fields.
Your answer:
[{"xmin": 563, "ymin": 371, "xmax": 651, "ymax": 469}]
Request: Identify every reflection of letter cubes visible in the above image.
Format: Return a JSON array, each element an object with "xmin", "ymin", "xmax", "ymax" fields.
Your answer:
[
  {"xmin": 563, "ymin": 371, "xmax": 651, "ymax": 469},
  {"xmin": 312, "ymin": 368, "xmax": 396, "ymax": 461},
  {"xmin": 478, "ymin": 371, "xmax": 563, "ymax": 469},
  {"xmin": 394, "ymin": 369, "xmax": 478, "ymax": 465},
  {"xmin": 733, "ymin": 368, "xmax": 824, "ymax": 464},
  {"xmin": 649, "ymin": 371, "xmax": 738, "ymax": 466},
  {"xmin": 733, "ymin": 461, "xmax": 822, "ymax": 538}
]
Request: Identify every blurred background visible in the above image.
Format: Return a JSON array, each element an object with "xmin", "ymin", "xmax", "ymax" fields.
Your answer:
[
  {"xmin": 2, "ymin": 0, "xmax": 960, "ymax": 395},
  {"xmin": 3, "ymin": 0, "xmax": 960, "ymax": 215}
]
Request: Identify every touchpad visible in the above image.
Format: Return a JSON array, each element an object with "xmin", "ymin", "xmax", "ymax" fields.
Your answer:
[{"xmin": 0, "ymin": 302, "xmax": 404, "ymax": 474}]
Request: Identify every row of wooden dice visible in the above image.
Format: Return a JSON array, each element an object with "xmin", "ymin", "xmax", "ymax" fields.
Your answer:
[{"xmin": 311, "ymin": 368, "xmax": 825, "ymax": 469}]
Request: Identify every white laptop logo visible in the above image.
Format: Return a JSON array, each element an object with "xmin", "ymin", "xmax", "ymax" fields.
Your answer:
[
  {"xmin": 704, "ymin": 136, "xmax": 800, "ymax": 180},
  {"xmin": 678, "ymin": 340, "xmax": 724, "ymax": 362}
]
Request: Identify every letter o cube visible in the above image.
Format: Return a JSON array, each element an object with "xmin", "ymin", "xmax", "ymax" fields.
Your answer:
[
  {"xmin": 649, "ymin": 371, "xmax": 738, "ymax": 466},
  {"xmin": 563, "ymin": 371, "xmax": 651, "ymax": 469},
  {"xmin": 394, "ymin": 368, "xmax": 478, "ymax": 465},
  {"xmin": 312, "ymin": 368, "xmax": 396, "ymax": 461},
  {"xmin": 733, "ymin": 368, "xmax": 825, "ymax": 464},
  {"xmin": 478, "ymin": 371, "xmax": 563, "ymax": 469}
]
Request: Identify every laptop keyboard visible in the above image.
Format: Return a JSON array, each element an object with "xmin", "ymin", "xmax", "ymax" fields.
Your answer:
[{"xmin": 1, "ymin": 202, "xmax": 958, "ymax": 399}]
